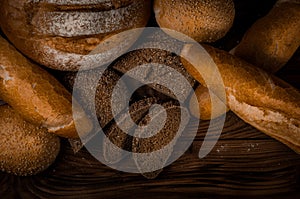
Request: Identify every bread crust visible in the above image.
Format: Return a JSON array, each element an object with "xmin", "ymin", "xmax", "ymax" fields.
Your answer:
[
  {"xmin": 234, "ymin": 0, "xmax": 300, "ymax": 73},
  {"xmin": 189, "ymin": 85, "xmax": 229, "ymax": 120},
  {"xmin": 0, "ymin": 36, "xmax": 91, "ymax": 138},
  {"xmin": 154, "ymin": 0, "xmax": 235, "ymax": 42},
  {"xmin": 0, "ymin": 0, "xmax": 151, "ymax": 71},
  {"xmin": 181, "ymin": 43, "xmax": 300, "ymax": 153},
  {"xmin": 194, "ymin": 0, "xmax": 300, "ymax": 121},
  {"xmin": 0, "ymin": 105, "xmax": 60, "ymax": 176}
]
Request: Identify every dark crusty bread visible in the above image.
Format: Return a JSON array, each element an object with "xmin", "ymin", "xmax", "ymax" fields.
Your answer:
[
  {"xmin": 233, "ymin": 0, "xmax": 300, "ymax": 73},
  {"xmin": 0, "ymin": 105, "xmax": 60, "ymax": 176},
  {"xmin": 0, "ymin": 0, "xmax": 151, "ymax": 71},
  {"xmin": 112, "ymin": 48, "xmax": 196, "ymax": 99},
  {"xmin": 0, "ymin": 36, "xmax": 91, "ymax": 138},
  {"xmin": 61, "ymin": 68, "xmax": 128, "ymax": 129},
  {"xmin": 181, "ymin": 43, "xmax": 300, "ymax": 153},
  {"xmin": 132, "ymin": 100, "xmax": 190, "ymax": 177},
  {"xmin": 103, "ymin": 97, "xmax": 158, "ymax": 164}
]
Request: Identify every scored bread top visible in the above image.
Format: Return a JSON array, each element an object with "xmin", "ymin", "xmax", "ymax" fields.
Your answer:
[{"xmin": 0, "ymin": 0, "xmax": 151, "ymax": 71}]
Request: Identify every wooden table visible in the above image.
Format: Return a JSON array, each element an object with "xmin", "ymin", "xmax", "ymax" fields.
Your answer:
[{"xmin": 1, "ymin": 0, "xmax": 299, "ymax": 198}]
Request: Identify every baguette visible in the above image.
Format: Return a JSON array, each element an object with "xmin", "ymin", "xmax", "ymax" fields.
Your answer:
[
  {"xmin": 0, "ymin": 105, "xmax": 60, "ymax": 176},
  {"xmin": 181, "ymin": 43, "xmax": 300, "ymax": 153},
  {"xmin": 233, "ymin": 0, "xmax": 300, "ymax": 73},
  {"xmin": 0, "ymin": 36, "xmax": 91, "ymax": 138},
  {"xmin": 191, "ymin": 0, "xmax": 300, "ymax": 120}
]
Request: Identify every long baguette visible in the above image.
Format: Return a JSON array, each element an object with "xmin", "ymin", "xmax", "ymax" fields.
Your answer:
[
  {"xmin": 181, "ymin": 43, "xmax": 300, "ymax": 153},
  {"xmin": 234, "ymin": 0, "xmax": 300, "ymax": 73},
  {"xmin": 191, "ymin": 0, "xmax": 300, "ymax": 120},
  {"xmin": 0, "ymin": 36, "xmax": 91, "ymax": 138}
]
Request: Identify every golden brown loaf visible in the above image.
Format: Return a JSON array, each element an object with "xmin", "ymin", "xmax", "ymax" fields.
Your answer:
[
  {"xmin": 191, "ymin": 0, "xmax": 300, "ymax": 120},
  {"xmin": 233, "ymin": 0, "xmax": 300, "ymax": 73},
  {"xmin": 0, "ymin": 0, "xmax": 151, "ymax": 71},
  {"xmin": 181, "ymin": 43, "xmax": 300, "ymax": 153},
  {"xmin": 0, "ymin": 36, "xmax": 91, "ymax": 138},
  {"xmin": 154, "ymin": 0, "xmax": 235, "ymax": 42},
  {"xmin": 0, "ymin": 105, "xmax": 60, "ymax": 176}
]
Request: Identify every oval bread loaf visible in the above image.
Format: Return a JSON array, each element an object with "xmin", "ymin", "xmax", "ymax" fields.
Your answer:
[
  {"xmin": 0, "ymin": 105, "xmax": 60, "ymax": 176},
  {"xmin": 0, "ymin": 0, "xmax": 151, "ymax": 71}
]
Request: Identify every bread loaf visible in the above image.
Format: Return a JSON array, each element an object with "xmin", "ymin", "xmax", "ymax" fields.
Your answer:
[
  {"xmin": 181, "ymin": 43, "xmax": 300, "ymax": 153},
  {"xmin": 62, "ymin": 68, "xmax": 128, "ymax": 129},
  {"xmin": 112, "ymin": 48, "xmax": 196, "ymax": 99},
  {"xmin": 132, "ymin": 100, "xmax": 190, "ymax": 178},
  {"xmin": 0, "ymin": 0, "xmax": 151, "ymax": 71},
  {"xmin": 191, "ymin": 0, "xmax": 300, "ymax": 120},
  {"xmin": 0, "ymin": 36, "xmax": 91, "ymax": 138},
  {"xmin": 103, "ymin": 97, "xmax": 158, "ymax": 165},
  {"xmin": 233, "ymin": 0, "xmax": 300, "ymax": 73},
  {"xmin": 0, "ymin": 105, "xmax": 60, "ymax": 176},
  {"xmin": 154, "ymin": 0, "xmax": 235, "ymax": 42}
]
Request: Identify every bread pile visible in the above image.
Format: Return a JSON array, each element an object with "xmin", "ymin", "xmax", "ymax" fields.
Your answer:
[
  {"xmin": 0, "ymin": 0, "xmax": 299, "ymax": 177},
  {"xmin": 0, "ymin": 0, "xmax": 151, "ymax": 175}
]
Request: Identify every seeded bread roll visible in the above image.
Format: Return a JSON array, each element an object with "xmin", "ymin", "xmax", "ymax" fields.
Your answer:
[
  {"xmin": 154, "ymin": 0, "xmax": 235, "ymax": 42},
  {"xmin": 181, "ymin": 43, "xmax": 300, "ymax": 153},
  {"xmin": 0, "ymin": 105, "xmax": 60, "ymax": 176},
  {"xmin": 233, "ymin": 0, "xmax": 300, "ymax": 73},
  {"xmin": 0, "ymin": 36, "xmax": 91, "ymax": 138},
  {"xmin": 0, "ymin": 0, "xmax": 151, "ymax": 71}
]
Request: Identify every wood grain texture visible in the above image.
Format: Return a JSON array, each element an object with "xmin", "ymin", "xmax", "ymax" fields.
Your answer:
[
  {"xmin": 1, "ymin": 112, "xmax": 300, "ymax": 198},
  {"xmin": 0, "ymin": 0, "xmax": 300, "ymax": 198}
]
